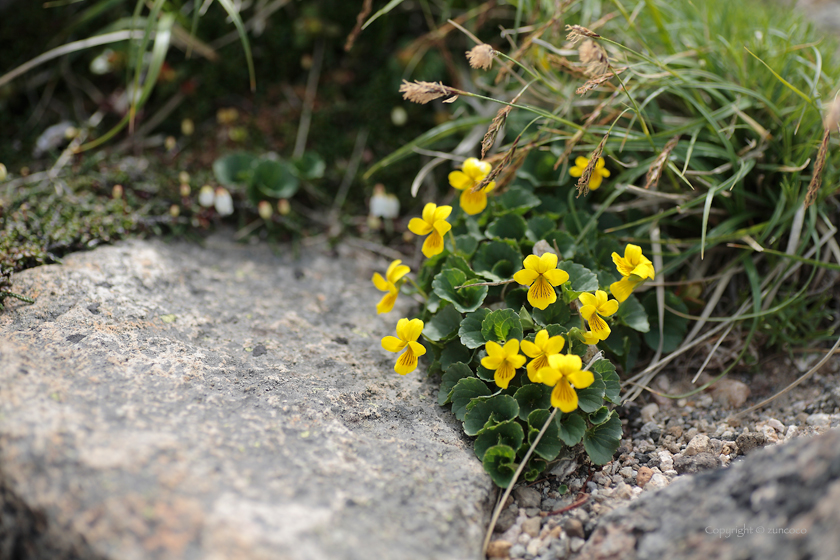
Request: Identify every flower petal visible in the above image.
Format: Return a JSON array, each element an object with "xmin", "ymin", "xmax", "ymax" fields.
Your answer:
[
  {"xmin": 537, "ymin": 252, "xmax": 558, "ymax": 273},
  {"xmin": 522, "ymin": 254, "xmax": 541, "ymax": 271},
  {"xmin": 575, "ymin": 156, "xmax": 589, "ymax": 168},
  {"xmin": 376, "ymin": 291, "xmax": 398, "ymax": 314},
  {"xmin": 421, "ymin": 203, "xmax": 437, "ymax": 224},
  {"xmin": 542, "ymin": 268, "xmax": 569, "ymax": 287},
  {"xmin": 578, "ymin": 292, "xmax": 597, "ymax": 307},
  {"xmin": 510, "ymin": 354, "xmax": 527, "ymax": 368},
  {"xmin": 543, "ymin": 335, "xmax": 565, "ymax": 355},
  {"xmin": 502, "ymin": 338, "xmax": 520, "ymax": 356},
  {"xmin": 434, "ymin": 205, "xmax": 453, "ymax": 222},
  {"xmin": 625, "ymin": 244, "xmax": 642, "ymax": 264},
  {"xmin": 567, "ymin": 369, "xmax": 594, "ymax": 389},
  {"xmin": 405, "ymin": 318, "xmax": 425, "ymax": 341},
  {"xmin": 599, "ymin": 298, "xmax": 619, "ymax": 317},
  {"xmin": 589, "ymin": 172, "xmax": 602, "ymax": 190},
  {"xmin": 595, "ymin": 158, "xmax": 605, "ymax": 169},
  {"xmin": 408, "ymin": 217, "xmax": 432, "ymax": 236},
  {"xmin": 482, "ymin": 354, "xmax": 503, "ymax": 370},
  {"xmin": 448, "ymin": 170, "xmax": 472, "ymax": 191},
  {"xmin": 463, "ymin": 157, "xmax": 488, "ymax": 180},
  {"xmin": 433, "ymin": 218, "xmax": 452, "ymax": 237},
  {"xmin": 484, "ymin": 340, "xmax": 504, "ymax": 358},
  {"xmin": 372, "ymin": 272, "xmax": 390, "ymax": 292},
  {"xmin": 587, "ymin": 313, "xmax": 611, "ymax": 341},
  {"xmin": 513, "ymin": 268, "xmax": 539, "ymax": 287},
  {"xmin": 528, "ymin": 276, "xmax": 557, "ymax": 310},
  {"xmin": 631, "ymin": 262, "xmax": 655, "ymax": 280},
  {"xmin": 579, "ymin": 304, "xmax": 596, "ymax": 322},
  {"xmin": 534, "ymin": 329, "xmax": 549, "ymax": 348},
  {"xmin": 526, "ymin": 354, "xmax": 550, "ymax": 382},
  {"xmin": 422, "ymin": 231, "xmax": 445, "ymax": 258},
  {"xmin": 389, "ymin": 264, "xmax": 410, "ymax": 284},
  {"xmin": 612, "ymin": 252, "xmax": 634, "ymax": 277},
  {"xmin": 395, "ymin": 318, "xmax": 410, "ymax": 338},
  {"xmin": 551, "ymin": 380, "xmax": 579, "ymax": 412},
  {"xmin": 381, "ymin": 336, "xmax": 406, "ymax": 353},
  {"xmin": 459, "ymin": 190, "xmax": 488, "ymax": 215},
  {"xmin": 600, "ymin": 167, "xmax": 611, "ymax": 178},
  {"xmin": 494, "ymin": 361, "xmax": 516, "ymax": 389},
  {"xmin": 581, "ymin": 330, "xmax": 600, "ymax": 345},
  {"xmin": 408, "ymin": 340, "xmax": 427, "ymax": 357},
  {"xmin": 569, "ymin": 166, "xmax": 583, "ymax": 178},
  {"xmin": 395, "ymin": 348, "xmax": 418, "ymax": 375},
  {"xmin": 594, "ymin": 290, "xmax": 608, "ymax": 307},
  {"xmin": 520, "ymin": 339, "xmax": 541, "ymax": 358},
  {"xmin": 537, "ymin": 365, "xmax": 560, "ymax": 386},
  {"xmin": 609, "ymin": 277, "xmax": 639, "ymax": 303}
]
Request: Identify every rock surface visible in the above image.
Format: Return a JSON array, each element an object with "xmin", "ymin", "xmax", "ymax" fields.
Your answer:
[
  {"xmin": 578, "ymin": 428, "xmax": 840, "ymax": 560},
  {"xmin": 0, "ymin": 236, "xmax": 492, "ymax": 560}
]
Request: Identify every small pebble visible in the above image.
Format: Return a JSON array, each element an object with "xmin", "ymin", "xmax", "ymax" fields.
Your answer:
[
  {"xmin": 496, "ymin": 508, "xmax": 518, "ymax": 532},
  {"xmin": 684, "ymin": 434, "xmax": 710, "ymax": 456},
  {"xmin": 514, "ymin": 486, "xmax": 543, "ymax": 509},
  {"xmin": 806, "ymin": 413, "xmax": 830, "ymax": 428},
  {"xmin": 487, "ymin": 540, "xmax": 513, "ymax": 558},
  {"xmin": 736, "ymin": 432, "xmax": 767, "ymax": 455},
  {"xmin": 640, "ymin": 403, "xmax": 659, "ymax": 423},
  {"xmin": 561, "ymin": 518, "xmax": 585, "ymax": 539},
  {"xmin": 657, "ymin": 450, "xmax": 674, "ymax": 472},
  {"xmin": 636, "ymin": 466, "xmax": 654, "ymax": 488},
  {"xmin": 674, "ymin": 452, "xmax": 721, "ymax": 474},
  {"xmin": 639, "ymin": 421, "xmax": 662, "ymax": 442},
  {"xmin": 646, "ymin": 473, "xmax": 670, "ymax": 490},
  {"xmin": 711, "ymin": 379, "xmax": 751, "ymax": 408},
  {"xmin": 510, "ymin": 544, "xmax": 526, "ymax": 558},
  {"xmin": 522, "ymin": 517, "xmax": 542, "ymax": 538},
  {"xmin": 569, "ymin": 537, "xmax": 586, "ymax": 553},
  {"xmin": 619, "ymin": 467, "xmax": 635, "ymax": 478}
]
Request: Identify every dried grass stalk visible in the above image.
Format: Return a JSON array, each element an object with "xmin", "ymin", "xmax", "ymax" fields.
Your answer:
[
  {"xmin": 466, "ymin": 44, "xmax": 495, "ymax": 70},
  {"xmin": 399, "ymin": 80, "xmax": 459, "ymax": 104},
  {"xmin": 565, "ymin": 24, "xmax": 600, "ymax": 45},
  {"xmin": 644, "ymin": 135, "xmax": 680, "ymax": 190},
  {"xmin": 473, "ymin": 132, "xmax": 523, "ymax": 192},
  {"xmin": 546, "ymin": 54, "xmax": 587, "ymax": 78},
  {"xmin": 576, "ymin": 132, "xmax": 609, "ymax": 197},
  {"xmin": 344, "ymin": 0, "xmax": 373, "ymax": 52},
  {"xmin": 480, "ymin": 90, "xmax": 525, "ymax": 159},
  {"xmin": 805, "ymin": 97, "xmax": 840, "ymax": 208},
  {"xmin": 579, "ymin": 39, "xmax": 609, "ymax": 76},
  {"xmin": 553, "ymin": 92, "xmax": 616, "ymax": 170},
  {"xmin": 575, "ymin": 67, "xmax": 626, "ymax": 95}
]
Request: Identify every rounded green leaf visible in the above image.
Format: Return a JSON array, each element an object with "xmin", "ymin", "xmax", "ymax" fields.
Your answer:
[
  {"xmin": 588, "ymin": 406, "xmax": 611, "ymax": 425},
  {"xmin": 513, "ymin": 384, "xmax": 552, "ymax": 421},
  {"xmin": 482, "ymin": 444, "xmax": 518, "ymax": 488},
  {"xmin": 481, "ymin": 308, "xmax": 524, "ymax": 344},
  {"xmin": 556, "ymin": 412, "xmax": 586, "ymax": 446},
  {"xmin": 291, "ymin": 152, "xmax": 325, "ymax": 180},
  {"xmin": 213, "ymin": 152, "xmax": 257, "ymax": 186},
  {"xmin": 532, "ymin": 299, "xmax": 571, "ymax": 328},
  {"xmin": 486, "ymin": 213, "xmax": 528, "ymax": 241},
  {"xmin": 463, "ymin": 394, "xmax": 519, "ymax": 436},
  {"xmin": 526, "ymin": 216, "xmax": 556, "ymax": 242},
  {"xmin": 473, "ymin": 241, "xmax": 522, "ymax": 282},
  {"xmin": 440, "ymin": 340, "xmax": 471, "ymax": 372},
  {"xmin": 543, "ymin": 230, "xmax": 577, "ymax": 259},
  {"xmin": 451, "ymin": 377, "xmax": 492, "ymax": 421},
  {"xmin": 592, "ymin": 359, "xmax": 621, "ymax": 404},
  {"xmin": 617, "ymin": 294, "xmax": 650, "ymax": 333},
  {"xmin": 527, "ymin": 409, "xmax": 564, "ymax": 461},
  {"xmin": 523, "ymin": 456, "xmax": 549, "ymax": 482},
  {"xmin": 459, "ymin": 308, "xmax": 491, "ymax": 349},
  {"xmin": 252, "ymin": 159, "xmax": 300, "ymax": 199},
  {"xmin": 476, "ymin": 363, "xmax": 496, "ymax": 383},
  {"xmin": 642, "ymin": 291, "xmax": 689, "ymax": 353},
  {"xmin": 558, "ymin": 261, "xmax": 598, "ymax": 294},
  {"xmin": 575, "ymin": 373, "xmax": 606, "ymax": 413},
  {"xmin": 583, "ymin": 411, "xmax": 623, "ymax": 465},
  {"xmin": 437, "ymin": 362, "xmax": 473, "ymax": 406},
  {"xmin": 474, "ymin": 420, "xmax": 525, "ymax": 461},
  {"xmin": 432, "ymin": 268, "xmax": 488, "ymax": 313},
  {"xmin": 498, "ymin": 186, "xmax": 541, "ymax": 213},
  {"xmin": 445, "ymin": 234, "xmax": 479, "ymax": 258},
  {"xmin": 424, "ymin": 304, "xmax": 462, "ymax": 342}
]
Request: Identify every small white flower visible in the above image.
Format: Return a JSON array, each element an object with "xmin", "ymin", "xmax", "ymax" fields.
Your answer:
[
  {"xmin": 370, "ymin": 186, "xmax": 400, "ymax": 218},
  {"xmin": 198, "ymin": 185, "xmax": 215, "ymax": 207},
  {"xmin": 214, "ymin": 187, "xmax": 234, "ymax": 216}
]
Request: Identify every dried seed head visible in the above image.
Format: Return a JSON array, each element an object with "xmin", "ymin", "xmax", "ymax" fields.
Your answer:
[
  {"xmin": 481, "ymin": 106, "xmax": 511, "ymax": 159},
  {"xmin": 644, "ymin": 135, "xmax": 680, "ymax": 190},
  {"xmin": 466, "ymin": 44, "xmax": 495, "ymax": 71},
  {"xmin": 576, "ymin": 132, "xmax": 610, "ymax": 197},
  {"xmin": 399, "ymin": 80, "xmax": 459, "ymax": 104},
  {"xmin": 473, "ymin": 133, "xmax": 523, "ymax": 193},
  {"xmin": 566, "ymin": 24, "xmax": 600, "ymax": 45},
  {"xmin": 579, "ymin": 40, "xmax": 609, "ymax": 76},
  {"xmin": 805, "ymin": 128, "xmax": 830, "ymax": 208},
  {"xmin": 575, "ymin": 67, "xmax": 625, "ymax": 95}
]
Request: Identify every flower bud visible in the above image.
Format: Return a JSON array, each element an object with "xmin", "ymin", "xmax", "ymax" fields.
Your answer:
[
  {"xmin": 214, "ymin": 187, "xmax": 234, "ymax": 216},
  {"xmin": 277, "ymin": 198, "xmax": 291, "ymax": 215},
  {"xmin": 178, "ymin": 171, "xmax": 190, "ymax": 184},
  {"xmin": 112, "ymin": 184, "xmax": 123, "ymax": 199},
  {"xmin": 180, "ymin": 183, "xmax": 191, "ymax": 197},
  {"xmin": 0, "ymin": 163, "xmax": 7, "ymax": 182},
  {"xmin": 181, "ymin": 118, "xmax": 195, "ymax": 136},
  {"xmin": 198, "ymin": 185, "xmax": 215, "ymax": 207},
  {"xmin": 170, "ymin": 204, "xmax": 180, "ymax": 217},
  {"xmin": 165, "ymin": 136, "xmax": 177, "ymax": 151},
  {"xmin": 258, "ymin": 200, "xmax": 273, "ymax": 220}
]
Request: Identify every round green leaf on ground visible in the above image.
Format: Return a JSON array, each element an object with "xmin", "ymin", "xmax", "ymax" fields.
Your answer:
[
  {"xmin": 583, "ymin": 411, "xmax": 623, "ymax": 465},
  {"xmin": 482, "ymin": 444, "xmax": 518, "ymax": 488},
  {"xmin": 474, "ymin": 420, "xmax": 525, "ymax": 461},
  {"xmin": 437, "ymin": 362, "xmax": 473, "ymax": 406},
  {"xmin": 451, "ymin": 377, "xmax": 492, "ymax": 421},
  {"xmin": 481, "ymin": 308, "xmax": 523, "ymax": 344},
  {"xmin": 463, "ymin": 394, "xmax": 519, "ymax": 436},
  {"xmin": 432, "ymin": 268, "xmax": 488, "ymax": 313},
  {"xmin": 459, "ymin": 308, "xmax": 491, "ymax": 349}
]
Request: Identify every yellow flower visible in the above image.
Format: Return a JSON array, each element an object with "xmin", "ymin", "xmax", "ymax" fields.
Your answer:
[
  {"xmin": 578, "ymin": 290, "xmax": 618, "ymax": 341},
  {"xmin": 521, "ymin": 329, "xmax": 566, "ymax": 382},
  {"xmin": 569, "ymin": 156, "xmax": 610, "ymax": 190},
  {"xmin": 481, "ymin": 339, "xmax": 527, "ymax": 389},
  {"xmin": 448, "ymin": 157, "xmax": 495, "ymax": 215},
  {"xmin": 513, "ymin": 253, "xmax": 570, "ymax": 310},
  {"xmin": 537, "ymin": 354, "xmax": 594, "ymax": 413},
  {"xmin": 381, "ymin": 318, "xmax": 426, "ymax": 374},
  {"xmin": 609, "ymin": 244, "xmax": 655, "ymax": 302},
  {"xmin": 408, "ymin": 203, "xmax": 452, "ymax": 258},
  {"xmin": 580, "ymin": 330, "xmax": 601, "ymax": 345},
  {"xmin": 372, "ymin": 259, "xmax": 410, "ymax": 314}
]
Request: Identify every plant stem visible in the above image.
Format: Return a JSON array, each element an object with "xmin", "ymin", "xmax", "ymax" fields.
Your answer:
[{"xmin": 406, "ymin": 277, "xmax": 428, "ymax": 300}]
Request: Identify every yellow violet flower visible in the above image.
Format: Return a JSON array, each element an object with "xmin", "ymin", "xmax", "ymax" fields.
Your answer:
[
  {"xmin": 381, "ymin": 318, "xmax": 426, "ymax": 374},
  {"xmin": 580, "ymin": 330, "xmax": 601, "ymax": 345},
  {"xmin": 408, "ymin": 203, "xmax": 452, "ymax": 258},
  {"xmin": 609, "ymin": 244, "xmax": 655, "ymax": 302},
  {"xmin": 521, "ymin": 329, "xmax": 565, "ymax": 382},
  {"xmin": 513, "ymin": 253, "xmax": 570, "ymax": 310},
  {"xmin": 372, "ymin": 259, "xmax": 410, "ymax": 314},
  {"xmin": 481, "ymin": 339, "xmax": 527, "ymax": 389},
  {"xmin": 569, "ymin": 156, "xmax": 610, "ymax": 190},
  {"xmin": 578, "ymin": 290, "xmax": 619, "ymax": 341},
  {"xmin": 448, "ymin": 157, "xmax": 495, "ymax": 215},
  {"xmin": 537, "ymin": 354, "xmax": 594, "ymax": 413}
]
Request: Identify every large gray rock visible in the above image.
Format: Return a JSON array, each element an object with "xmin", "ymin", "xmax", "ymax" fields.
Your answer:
[
  {"xmin": 579, "ymin": 428, "xmax": 840, "ymax": 560},
  {"xmin": 0, "ymin": 235, "xmax": 492, "ymax": 560}
]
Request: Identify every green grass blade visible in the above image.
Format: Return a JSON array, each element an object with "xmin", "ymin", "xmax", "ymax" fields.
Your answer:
[
  {"xmin": 129, "ymin": 0, "xmax": 166, "ymax": 128},
  {"xmin": 216, "ymin": 0, "xmax": 256, "ymax": 91},
  {"xmin": 362, "ymin": 0, "xmax": 407, "ymax": 30},
  {"xmin": 744, "ymin": 46, "xmax": 815, "ymax": 107}
]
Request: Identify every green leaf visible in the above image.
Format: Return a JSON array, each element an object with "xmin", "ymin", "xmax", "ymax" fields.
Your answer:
[
  {"xmin": 473, "ymin": 241, "xmax": 522, "ymax": 282},
  {"xmin": 362, "ymin": 0, "xmax": 407, "ymax": 29},
  {"xmin": 513, "ymin": 384, "xmax": 552, "ymax": 421},
  {"xmin": 451, "ymin": 377, "xmax": 492, "ymax": 420},
  {"xmin": 463, "ymin": 395, "xmax": 519, "ymax": 436},
  {"xmin": 443, "ymin": 255, "xmax": 476, "ymax": 278},
  {"xmin": 558, "ymin": 261, "xmax": 598, "ymax": 294},
  {"xmin": 424, "ymin": 304, "xmax": 462, "ymax": 342},
  {"xmin": 213, "ymin": 152, "xmax": 257, "ymax": 186},
  {"xmin": 474, "ymin": 420, "xmax": 525, "ymax": 461},
  {"xmin": 543, "ymin": 230, "xmax": 577, "ymax": 259},
  {"xmin": 556, "ymin": 412, "xmax": 586, "ymax": 446},
  {"xmin": 518, "ymin": 306, "xmax": 535, "ymax": 332},
  {"xmin": 291, "ymin": 152, "xmax": 325, "ymax": 180},
  {"xmin": 486, "ymin": 214, "xmax": 528, "ymax": 241},
  {"xmin": 538, "ymin": 195, "xmax": 568, "ymax": 216},
  {"xmin": 252, "ymin": 159, "xmax": 300, "ymax": 199},
  {"xmin": 437, "ymin": 362, "xmax": 473, "ymax": 406},
  {"xmin": 575, "ymin": 373, "xmax": 606, "ymax": 413},
  {"xmin": 583, "ymin": 411, "xmax": 623, "ymax": 465},
  {"xmin": 446, "ymin": 234, "xmax": 478, "ymax": 258},
  {"xmin": 588, "ymin": 406, "xmax": 611, "ymax": 425},
  {"xmin": 592, "ymin": 359, "xmax": 621, "ymax": 404},
  {"xmin": 504, "ymin": 288, "xmax": 529, "ymax": 310},
  {"xmin": 476, "ymin": 364, "xmax": 497, "ymax": 383},
  {"xmin": 440, "ymin": 340, "xmax": 471, "ymax": 372},
  {"xmin": 642, "ymin": 292, "xmax": 689, "ymax": 353},
  {"xmin": 523, "ymin": 456, "xmax": 549, "ymax": 482},
  {"xmin": 216, "ymin": 0, "xmax": 256, "ymax": 91},
  {"xmin": 481, "ymin": 309, "xmax": 523, "ymax": 344},
  {"xmin": 532, "ymin": 299, "xmax": 571, "ymax": 328},
  {"xmin": 617, "ymin": 295, "xmax": 650, "ymax": 333},
  {"xmin": 482, "ymin": 444, "xmax": 518, "ymax": 488},
  {"xmin": 432, "ymin": 268, "xmax": 488, "ymax": 313},
  {"xmin": 527, "ymin": 216, "xmax": 556, "ymax": 242},
  {"xmin": 498, "ymin": 186, "xmax": 541, "ymax": 214},
  {"xmin": 459, "ymin": 308, "xmax": 491, "ymax": 349},
  {"xmin": 527, "ymin": 409, "xmax": 564, "ymax": 461}
]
